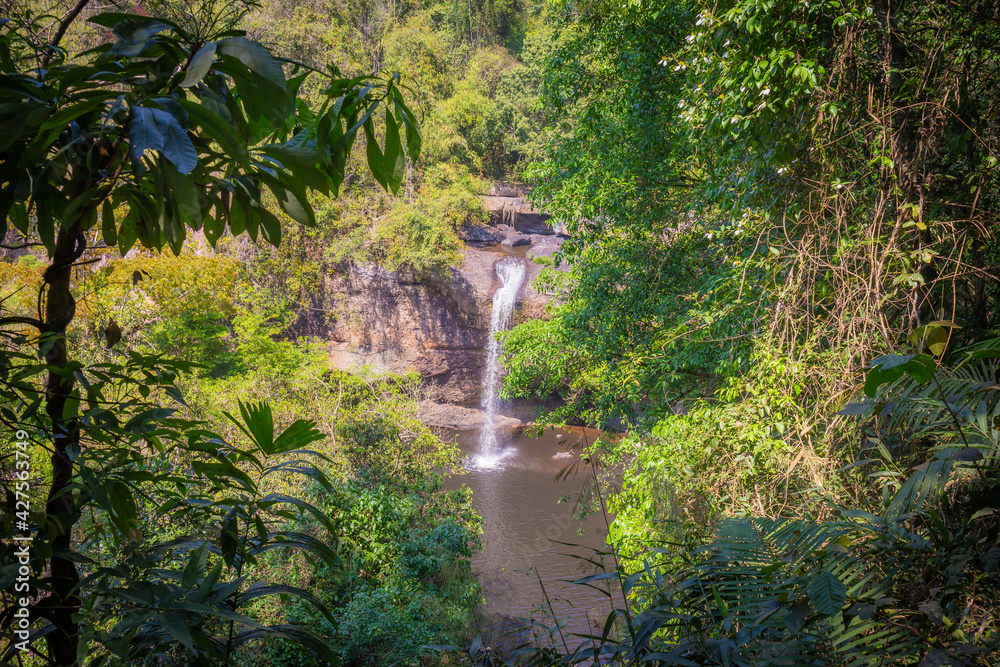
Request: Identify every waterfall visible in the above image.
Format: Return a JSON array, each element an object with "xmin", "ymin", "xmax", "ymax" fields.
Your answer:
[{"xmin": 478, "ymin": 257, "xmax": 525, "ymax": 465}]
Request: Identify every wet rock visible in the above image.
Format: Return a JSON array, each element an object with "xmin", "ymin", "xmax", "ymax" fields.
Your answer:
[
  {"xmin": 297, "ymin": 240, "xmax": 558, "ymax": 407},
  {"xmin": 501, "ymin": 234, "xmax": 532, "ymax": 247},
  {"xmin": 459, "ymin": 223, "xmax": 505, "ymax": 244}
]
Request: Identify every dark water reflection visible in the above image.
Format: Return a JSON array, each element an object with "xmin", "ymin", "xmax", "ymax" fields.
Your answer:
[{"xmin": 445, "ymin": 427, "xmax": 616, "ymax": 637}]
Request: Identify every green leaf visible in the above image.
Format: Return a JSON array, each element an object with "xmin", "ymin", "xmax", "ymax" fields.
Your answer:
[
  {"xmin": 35, "ymin": 190, "xmax": 55, "ymax": 253},
  {"xmin": 61, "ymin": 388, "xmax": 81, "ymax": 422},
  {"xmin": 182, "ymin": 543, "xmax": 209, "ymax": 589},
  {"xmin": 159, "ymin": 613, "xmax": 196, "ymax": 650},
  {"xmin": 108, "ymin": 480, "xmax": 140, "ymax": 541},
  {"xmin": 216, "ymin": 37, "xmax": 286, "ymax": 89},
  {"xmin": 124, "ymin": 407, "xmax": 176, "ymax": 434},
  {"xmin": 117, "ymin": 211, "xmax": 137, "ymax": 255},
  {"xmin": 158, "ymin": 114, "xmax": 198, "ymax": 175},
  {"xmin": 180, "ymin": 41, "xmax": 218, "ymax": 88},
  {"xmin": 236, "ymin": 583, "xmax": 336, "ymax": 624},
  {"xmin": 229, "ymin": 625, "xmax": 338, "ymax": 663},
  {"xmin": 204, "ymin": 201, "xmax": 225, "ymax": 245},
  {"xmin": 271, "ymin": 419, "xmax": 325, "ymax": 454},
  {"xmin": 130, "ymin": 106, "xmax": 198, "ymax": 174},
  {"xmin": 864, "ymin": 354, "xmax": 935, "ymax": 397},
  {"xmin": 0, "ymin": 185, "xmax": 12, "ymax": 240},
  {"xmin": 178, "ymin": 98, "xmax": 245, "ymax": 162},
  {"xmin": 257, "ymin": 207, "xmax": 282, "ymax": 246},
  {"xmin": 230, "ymin": 401, "xmax": 274, "ymax": 453},
  {"xmin": 807, "ymin": 570, "xmax": 846, "ymax": 615},
  {"xmin": 101, "ymin": 199, "xmax": 117, "ymax": 246},
  {"xmin": 784, "ymin": 600, "xmax": 810, "ymax": 634},
  {"xmin": 392, "ymin": 89, "xmax": 421, "ymax": 163},
  {"xmin": 257, "ymin": 143, "xmax": 330, "ymax": 193},
  {"xmin": 907, "ymin": 321, "xmax": 960, "ymax": 357},
  {"xmin": 383, "ymin": 110, "xmax": 405, "ymax": 194},
  {"xmin": 363, "ymin": 118, "xmax": 387, "ymax": 189},
  {"xmin": 109, "ymin": 18, "xmax": 172, "ymax": 57},
  {"xmin": 128, "ymin": 107, "xmax": 163, "ymax": 173},
  {"xmin": 220, "ymin": 506, "xmax": 239, "ymax": 568}
]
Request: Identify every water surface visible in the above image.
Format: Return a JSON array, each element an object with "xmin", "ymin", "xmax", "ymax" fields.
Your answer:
[{"xmin": 448, "ymin": 427, "xmax": 616, "ymax": 638}]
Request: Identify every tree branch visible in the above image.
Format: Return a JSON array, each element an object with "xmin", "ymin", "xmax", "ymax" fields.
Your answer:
[
  {"xmin": 0, "ymin": 315, "xmax": 44, "ymax": 329},
  {"xmin": 0, "ymin": 242, "xmax": 46, "ymax": 250},
  {"xmin": 41, "ymin": 0, "xmax": 93, "ymax": 66}
]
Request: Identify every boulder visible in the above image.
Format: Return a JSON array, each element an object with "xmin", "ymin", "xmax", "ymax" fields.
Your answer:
[
  {"xmin": 513, "ymin": 212, "xmax": 554, "ymax": 235},
  {"xmin": 418, "ymin": 401, "xmax": 522, "ymax": 430},
  {"xmin": 501, "ymin": 235, "xmax": 532, "ymax": 247},
  {"xmin": 458, "ymin": 223, "xmax": 504, "ymax": 244}
]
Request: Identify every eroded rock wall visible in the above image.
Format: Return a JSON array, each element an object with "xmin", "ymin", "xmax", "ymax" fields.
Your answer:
[{"xmin": 309, "ymin": 246, "xmax": 554, "ymax": 407}]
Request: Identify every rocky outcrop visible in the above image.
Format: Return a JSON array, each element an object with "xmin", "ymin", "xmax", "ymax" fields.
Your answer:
[
  {"xmin": 501, "ymin": 234, "xmax": 532, "ymax": 247},
  {"xmin": 298, "ymin": 183, "xmax": 563, "ymax": 421},
  {"xmin": 483, "ymin": 183, "xmax": 554, "ymax": 236},
  {"xmin": 315, "ymin": 244, "xmax": 557, "ymax": 406},
  {"xmin": 458, "ymin": 223, "xmax": 505, "ymax": 244},
  {"xmin": 417, "ymin": 401, "xmax": 521, "ymax": 430}
]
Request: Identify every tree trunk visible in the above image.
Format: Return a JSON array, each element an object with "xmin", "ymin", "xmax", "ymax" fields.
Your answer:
[{"xmin": 40, "ymin": 223, "xmax": 84, "ymax": 667}]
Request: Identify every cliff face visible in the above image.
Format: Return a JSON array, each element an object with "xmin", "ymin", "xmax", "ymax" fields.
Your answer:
[
  {"xmin": 312, "ymin": 243, "xmax": 557, "ymax": 407},
  {"xmin": 324, "ymin": 248, "xmax": 492, "ymax": 405},
  {"xmin": 290, "ymin": 191, "xmax": 565, "ymax": 426}
]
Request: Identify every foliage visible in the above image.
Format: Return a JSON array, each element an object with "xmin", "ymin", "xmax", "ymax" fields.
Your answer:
[
  {"xmin": 0, "ymin": 1, "xmax": 428, "ymax": 662},
  {"xmin": 491, "ymin": 0, "xmax": 1000, "ymax": 663}
]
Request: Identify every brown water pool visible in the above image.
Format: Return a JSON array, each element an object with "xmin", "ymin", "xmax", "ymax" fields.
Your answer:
[{"xmin": 445, "ymin": 426, "xmax": 618, "ymax": 641}]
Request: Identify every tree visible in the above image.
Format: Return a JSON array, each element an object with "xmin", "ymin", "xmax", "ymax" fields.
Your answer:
[{"xmin": 0, "ymin": 2, "xmax": 419, "ymax": 663}]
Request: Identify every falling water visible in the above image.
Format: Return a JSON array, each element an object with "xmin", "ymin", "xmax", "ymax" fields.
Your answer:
[{"xmin": 477, "ymin": 257, "xmax": 526, "ymax": 466}]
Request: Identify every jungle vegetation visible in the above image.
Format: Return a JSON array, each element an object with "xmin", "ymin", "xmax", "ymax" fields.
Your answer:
[
  {"xmin": 0, "ymin": 0, "xmax": 997, "ymax": 664},
  {"xmin": 497, "ymin": 0, "xmax": 1000, "ymax": 664}
]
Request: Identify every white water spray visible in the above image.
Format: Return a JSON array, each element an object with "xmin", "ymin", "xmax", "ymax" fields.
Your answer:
[{"xmin": 477, "ymin": 257, "xmax": 525, "ymax": 466}]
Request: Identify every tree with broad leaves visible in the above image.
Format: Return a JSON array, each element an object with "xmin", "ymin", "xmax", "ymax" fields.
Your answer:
[{"xmin": 0, "ymin": 1, "xmax": 419, "ymax": 663}]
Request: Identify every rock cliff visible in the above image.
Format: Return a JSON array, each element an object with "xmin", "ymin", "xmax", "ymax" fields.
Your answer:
[{"xmin": 297, "ymin": 190, "xmax": 564, "ymax": 428}]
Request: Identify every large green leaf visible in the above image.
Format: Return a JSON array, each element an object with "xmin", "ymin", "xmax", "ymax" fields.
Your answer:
[
  {"xmin": 107, "ymin": 480, "xmax": 140, "ymax": 541},
  {"xmin": 270, "ymin": 419, "xmax": 325, "ymax": 454},
  {"xmin": 229, "ymin": 401, "xmax": 274, "ymax": 453},
  {"xmin": 864, "ymin": 354, "xmax": 935, "ymax": 397},
  {"xmin": 258, "ymin": 142, "xmax": 331, "ymax": 193},
  {"xmin": 258, "ymin": 171, "xmax": 314, "ymax": 229},
  {"xmin": 383, "ymin": 109, "xmax": 405, "ymax": 194},
  {"xmin": 157, "ymin": 111, "xmax": 198, "ymax": 175},
  {"xmin": 178, "ymin": 98, "xmax": 245, "ymax": 161},
  {"xmin": 230, "ymin": 625, "xmax": 338, "ymax": 663},
  {"xmin": 109, "ymin": 18, "xmax": 172, "ymax": 57},
  {"xmin": 807, "ymin": 570, "xmax": 847, "ymax": 616},
  {"xmin": 235, "ymin": 582, "xmax": 337, "ymax": 624},
  {"xmin": 180, "ymin": 41, "xmax": 218, "ymax": 88},
  {"xmin": 129, "ymin": 106, "xmax": 198, "ymax": 174},
  {"xmin": 216, "ymin": 37, "xmax": 286, "ymax": 89},
  {"xmin": 392, "ymin": 88, "xmax": 421, "ymax": 162},
  {"xmin": 363, "ymin": 118, "xmax": 387, "ymax": 189}
]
